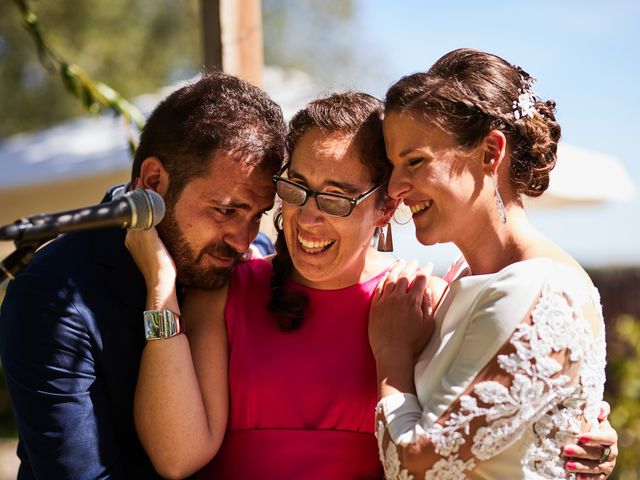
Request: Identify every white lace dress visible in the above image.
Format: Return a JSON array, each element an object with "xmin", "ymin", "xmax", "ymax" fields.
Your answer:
[{"xmin": 376, "ymin": 258, "xmax": 607, "ymax": 480}]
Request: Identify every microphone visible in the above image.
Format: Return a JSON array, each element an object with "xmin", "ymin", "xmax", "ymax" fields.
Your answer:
[{"xmin": 0, "ymin": 189, "xmax": 166, "ymax": 243}]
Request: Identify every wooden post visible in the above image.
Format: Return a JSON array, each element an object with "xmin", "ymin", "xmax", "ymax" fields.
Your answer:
[
  {"xmin": 201, "ymin": 0, "xmax": 263, "ymax": 87},
  {"xmin": 200, "ymin": 0, "xmax": 222, "ymax": 70}
]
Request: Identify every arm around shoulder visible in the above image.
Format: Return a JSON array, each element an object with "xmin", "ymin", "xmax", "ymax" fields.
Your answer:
[{"xmin": 134, "ymin": 283, "xmax": 229, "ymax": 479}]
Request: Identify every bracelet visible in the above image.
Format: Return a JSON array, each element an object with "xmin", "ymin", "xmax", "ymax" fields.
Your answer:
[{"xmin": 143, "ymin": 309, "xmax": 183, "ymax": 340}]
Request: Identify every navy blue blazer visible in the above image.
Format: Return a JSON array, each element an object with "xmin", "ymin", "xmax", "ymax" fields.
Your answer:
[
  {"xmin": 0, "ymin": 224, "xmax": 163, "ymax": 479},
  {"xmin": 0, "ymin": 188, "xmax": 274, "ymax": 478}
]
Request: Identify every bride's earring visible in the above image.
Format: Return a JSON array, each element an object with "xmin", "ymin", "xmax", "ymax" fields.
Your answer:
[{"xmin": 490, "ymin": 172, "xmax": 507, "ymax": 224}]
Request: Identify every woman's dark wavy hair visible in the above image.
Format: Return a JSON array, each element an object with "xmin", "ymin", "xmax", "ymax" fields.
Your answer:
[
  {"xmin": 268, "ymin": 91, "xmax": 390, "ymax": 330},
  {"xmin": 385, "ymin": 48, "xmax": 561, "ymax": 197}
]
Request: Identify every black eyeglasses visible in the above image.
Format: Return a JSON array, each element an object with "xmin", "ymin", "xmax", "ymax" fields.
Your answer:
[{"xmin": 273, "ymin": 175, "xmax": 384, "ymax": 218}]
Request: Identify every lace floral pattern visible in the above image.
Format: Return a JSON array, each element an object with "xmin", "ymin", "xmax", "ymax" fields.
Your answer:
[
  {"xmin": 377, "ymin": 271, "xmax": 606, "ymax": 480},
  {"xmin": 425, "ymin": 456, "xmax": 474, "ymax": 480},
  {"xmin": 377, "ymin": 417, "xmax": 415, "ymax": 480}
]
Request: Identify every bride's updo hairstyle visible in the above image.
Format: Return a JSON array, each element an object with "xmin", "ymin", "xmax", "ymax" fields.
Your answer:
[
  {"xmin": 268, "ymin": 92, "xmax": 390, "ymax": 330},
  {"xmin": 384, "ymin": 48, "xmax": 561, "ymax": 197}
]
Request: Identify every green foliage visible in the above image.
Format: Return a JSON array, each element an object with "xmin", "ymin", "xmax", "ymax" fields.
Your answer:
[
  {"xmin": 13, "ymin": 0, "xmax": 147, "ymax": 153},
  {"xmin": 0, "ymin": 0, "xmax": 375, "ymax": 140},
  {"xmin": 0, "ymin": 0, "xmax": 202, "ymax": 138},
  {"xmin": 607, "ymin": 314, "xmax": 640, "ymax": 479}
]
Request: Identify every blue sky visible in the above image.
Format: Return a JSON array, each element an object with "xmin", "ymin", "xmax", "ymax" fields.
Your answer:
[{"xmin": 324, "ymin": 0, "xmax": 640, "ymax": 270}]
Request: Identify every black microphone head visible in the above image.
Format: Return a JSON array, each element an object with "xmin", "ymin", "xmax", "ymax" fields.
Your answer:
[{"xmin": 126, "ymin": 189, "xmax": 166, "ymax": 230}]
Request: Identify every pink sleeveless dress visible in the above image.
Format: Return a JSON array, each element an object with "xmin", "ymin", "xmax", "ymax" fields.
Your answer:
[{"xmin": 197, "ymin": 258, "xmax": 385, "ymax": 479}]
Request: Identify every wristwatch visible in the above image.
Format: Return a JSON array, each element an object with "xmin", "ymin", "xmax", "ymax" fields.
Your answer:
[{"xmin": 143, "ymin": 309, "xmax": 183, "ymax": 340}]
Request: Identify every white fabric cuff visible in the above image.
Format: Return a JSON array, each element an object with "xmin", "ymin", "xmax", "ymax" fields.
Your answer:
[{"xmin": 377, "ymin": 392, "xmax": 425, "ymax": 445}]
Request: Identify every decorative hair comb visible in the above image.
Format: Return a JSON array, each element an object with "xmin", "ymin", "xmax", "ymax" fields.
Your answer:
[{"xmin": 512, "ymin": 66, "xmax": 541, "ymax": 120}]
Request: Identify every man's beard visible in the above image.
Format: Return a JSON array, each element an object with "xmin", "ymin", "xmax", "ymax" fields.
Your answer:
[{"xmin": 157, "ymin": 208, "xmax": 240, "ymax": 290}]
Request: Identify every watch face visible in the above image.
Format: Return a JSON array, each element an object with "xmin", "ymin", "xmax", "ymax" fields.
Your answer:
[
  {"xmin": 143, "ymin": 310, "xmax": 181, "ymax": 339},
  {"xmin": 144, "ymin": 311, "xmax": 163, "ymax": 339}
]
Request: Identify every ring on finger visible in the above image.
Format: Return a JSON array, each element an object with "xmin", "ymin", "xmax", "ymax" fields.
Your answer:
[{"xmin": 600, "ymin": 446, "xmax": 611, "ymax": 463}]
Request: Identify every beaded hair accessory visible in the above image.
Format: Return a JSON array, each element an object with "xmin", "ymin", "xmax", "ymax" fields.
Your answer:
[{"xmin": 512, "ymin": 66, "xmax": 541, "ymax": 120}]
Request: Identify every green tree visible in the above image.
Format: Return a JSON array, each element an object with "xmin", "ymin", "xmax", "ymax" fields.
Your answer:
[
  {"xmin": 1, "ymin": 0, "xmax": 380, "ymax": 140},
  {"xmin": 0, "ymin": 0, "xmax": 202, "ymax": 138},
  {"xmin": 607, "ymin": 314, "xmax": 640, "ymax": 479}
]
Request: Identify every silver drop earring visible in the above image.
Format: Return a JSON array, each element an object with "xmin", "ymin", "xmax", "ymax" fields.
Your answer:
[{"xmin": 491, "ymin": 172, "xmax": 507, "ymax": 224}]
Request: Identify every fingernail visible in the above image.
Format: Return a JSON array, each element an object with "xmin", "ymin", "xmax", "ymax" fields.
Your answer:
[
  {"xmin": 564, "ymin": 446, "xmax": 574, "ymax": 455},
  {"xmin": 566, "ymin": 462, "xmax": 576, "ymax": 470},
  {"xmin": 579, "ymin": 435, "xmax": 590, "ymax": 443}
]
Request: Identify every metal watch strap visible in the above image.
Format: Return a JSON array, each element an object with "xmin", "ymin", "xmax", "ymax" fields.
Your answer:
[{"xmin": 143, "ymin": 309, "xmax": 183, "ymax": 340}]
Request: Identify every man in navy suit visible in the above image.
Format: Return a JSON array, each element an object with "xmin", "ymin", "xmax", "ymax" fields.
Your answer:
[{"xmin": 0, "ymin": 70, "xmax": 286, "ymax": 478}]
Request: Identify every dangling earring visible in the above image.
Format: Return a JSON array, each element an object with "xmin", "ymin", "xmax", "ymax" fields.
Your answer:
[
  {"xmin": 490, "ymin": 172, "xmax": 507, "ymax": 224},
  {"xmin": 376, "ymin": 227, "xmax": 385, "ymax": 251},
  {"xmin": 384, "ymin": 223, "xmax": 394, "ymax": 252},
  {"xmin": 392, "ymin": 201, "xmax": 412, "ymax": 225},
  {"xmin": 377, "ymin": 223, "xmax": 394, "ymax": 252}
]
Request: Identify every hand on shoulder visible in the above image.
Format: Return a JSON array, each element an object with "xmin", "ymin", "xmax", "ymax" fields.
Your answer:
[{"xmin": 369, "ymin": 260, "xmax": 439, "ymax": 359}]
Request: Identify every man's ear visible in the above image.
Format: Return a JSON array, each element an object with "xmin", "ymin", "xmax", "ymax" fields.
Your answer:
[
  {"xmin": 138, "ymin": 156, "xmax": 170, "ymax": 197},
  {"xmin": 375, "ymin": 196, "xmax": 401, "ymax": 227},
  {"xmin": 482, "ymin": 130, "xmax": 507, "ymax": 175}
]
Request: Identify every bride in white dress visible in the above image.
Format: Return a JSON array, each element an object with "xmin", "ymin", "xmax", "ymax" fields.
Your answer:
[{"xmin": 369, "ymin": 49, "xmax": 613, "ymax": 479}]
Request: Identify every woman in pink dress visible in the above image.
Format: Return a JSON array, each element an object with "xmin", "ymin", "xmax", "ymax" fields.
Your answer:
[
  {"xmin": 129, "ymin": 92, "xmax": 398, "ymax": 479},
  {"xmin": 126, "ymin": 90, "xmax": 617, "ymax": 479}
]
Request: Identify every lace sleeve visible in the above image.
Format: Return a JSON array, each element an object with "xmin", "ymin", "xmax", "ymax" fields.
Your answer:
[{"xmin": 376, "ymin": 272, "xmax": 606, "ymax": 479}]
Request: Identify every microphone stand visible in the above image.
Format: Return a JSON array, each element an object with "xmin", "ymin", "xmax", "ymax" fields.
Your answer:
[{"xmin": 0, "ymin": 236, "xmax": 55, "ymax": 284}]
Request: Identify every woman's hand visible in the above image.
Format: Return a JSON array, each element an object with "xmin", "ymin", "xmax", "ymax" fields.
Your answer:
[
  {"xmin": 125, "ymin": 228, "xmax": 179, "ymax": 312},
  {"xmin": 369, "ymin": 260, "xmax": 437, "ymax": 360},
  {"xmin": 563, "ymin": 401, "xmax": 618, "ymax": 479}
]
